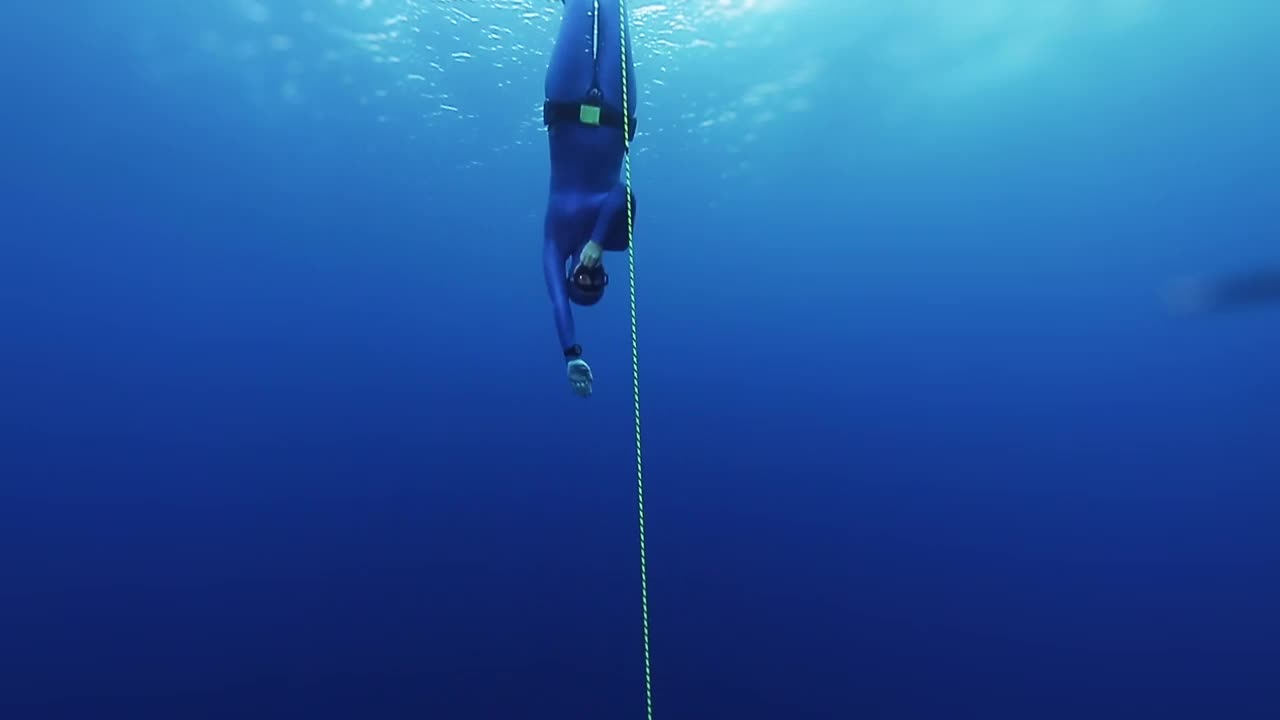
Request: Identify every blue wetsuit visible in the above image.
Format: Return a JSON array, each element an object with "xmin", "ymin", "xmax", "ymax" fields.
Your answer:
[{"xmin": 543, "ymin": 0, "xmax": 638, "ymax": 359}]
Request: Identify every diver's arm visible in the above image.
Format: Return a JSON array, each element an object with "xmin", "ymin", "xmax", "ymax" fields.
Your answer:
[
  {"xmin": 587, "ymin": 182, "xmax": 635, "ymax": 252},
  {"xmin": 543, "ymin": 239, "xmax": 579, "ymax": 357},
  {"xmin": 546, "ymin": 234, "xmax": 592, "ymax": 397}
]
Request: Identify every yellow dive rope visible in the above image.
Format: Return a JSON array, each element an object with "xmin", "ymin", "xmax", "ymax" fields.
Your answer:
[{"xmin": 617, "ymin": 1, "xmax": 652, "ymax": 718}]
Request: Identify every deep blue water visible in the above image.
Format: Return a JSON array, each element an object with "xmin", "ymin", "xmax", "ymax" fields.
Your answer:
[{"xmin": 2, "ymin": 1, "xmax": 1279, "ymax": 718}]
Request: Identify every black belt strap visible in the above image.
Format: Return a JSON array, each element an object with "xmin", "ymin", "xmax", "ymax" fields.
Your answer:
[{"xmin": 543, "ymin": 100, "xmax": 638, "ymax": 143}]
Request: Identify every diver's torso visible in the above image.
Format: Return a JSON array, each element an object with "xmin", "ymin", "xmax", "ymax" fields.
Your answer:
[
  {"xmin": 544, "ymin": 185, "xmax": 617, "ymax": 256},
  {"xmin": 545, "ymin": 121, "xmax": 624, "ymax": 254},
  {"xmin": 547, "ymin": 120, "xmax": 624, "ymax": 195}
]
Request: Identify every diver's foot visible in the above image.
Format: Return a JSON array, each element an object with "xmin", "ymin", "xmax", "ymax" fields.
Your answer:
[{"xmin": 567, "ymin": 358, "xmax": 593, "ymax": 398}]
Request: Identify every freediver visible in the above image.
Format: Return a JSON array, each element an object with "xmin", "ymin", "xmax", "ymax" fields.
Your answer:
[{"xmin": 541, "ymin": 0, "xmax": 638, "ymax": 398}]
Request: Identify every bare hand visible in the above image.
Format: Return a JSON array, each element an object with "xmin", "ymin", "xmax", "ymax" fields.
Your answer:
[
  {"xmin": 567, "ymin": 359, "xmax": 593, "ymax": 398},
  {"xmin": 579, "ymin": 241, "xmax": 603, "ymax": 268}
]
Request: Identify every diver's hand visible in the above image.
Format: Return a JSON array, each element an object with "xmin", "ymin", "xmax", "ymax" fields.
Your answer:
[
  {"xmin": 567, "ymin": 358, "xmax": 593, "ymax": 398},
  {"xmin": 579, "ymin": 241, "xmax": 603, "ymax": 268}
]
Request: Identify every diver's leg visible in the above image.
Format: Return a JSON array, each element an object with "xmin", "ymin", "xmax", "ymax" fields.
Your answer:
[
  {"xmin": 593, "ymin": 0, "xmax": 638, "ymax": 115},
  {"xmin": 545, "ymin": 0, "xmax": 598, "ymax": 102}
]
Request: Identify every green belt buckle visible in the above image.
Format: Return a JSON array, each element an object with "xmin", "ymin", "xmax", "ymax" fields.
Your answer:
[{"xmin": 579, "ymin": 104, "xmax": 602, "ymax": 126}]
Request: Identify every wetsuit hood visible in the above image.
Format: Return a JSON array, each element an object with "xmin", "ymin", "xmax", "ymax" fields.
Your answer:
[{"xmin": 567, "ymin": 263, "xmax": 607, "ymax": 306}]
